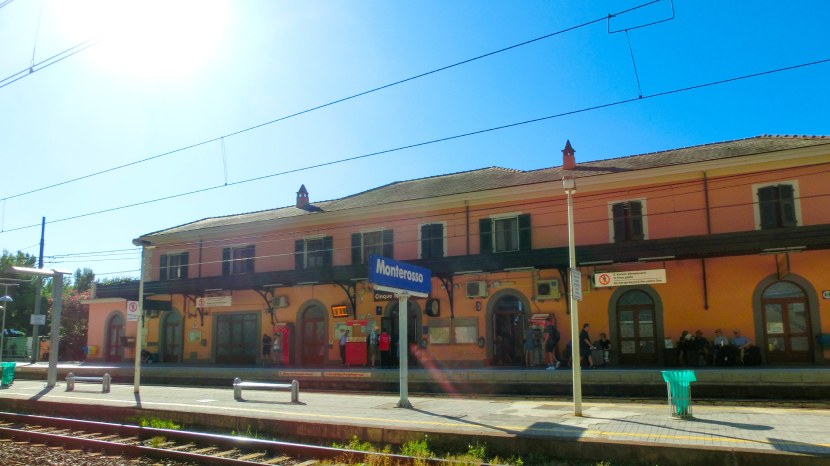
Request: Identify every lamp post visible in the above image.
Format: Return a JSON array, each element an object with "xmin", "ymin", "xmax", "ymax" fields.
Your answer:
[
  {"xmin": 131, "ymin": 239, "xmax": 153, "ymax": 394},
  {"xmin": 4, "ymin": 267, "xmax": 71, "ymax": 387},
  {"xmin": 563, "ymin": 176, "xmax": 583, "ymax": 417}
]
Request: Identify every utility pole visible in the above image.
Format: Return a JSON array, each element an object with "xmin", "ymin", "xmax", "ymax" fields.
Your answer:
[
  {"xmin": 30, "ymin": 217, "xmax": 45, "ymax": 364},
  {"xmin": 134, "ymin": 245, "xmax": 146, "ymax": 393},
  {"xmin": 563, "ymin": 177, "xmax": 583, "ymax": 416}
]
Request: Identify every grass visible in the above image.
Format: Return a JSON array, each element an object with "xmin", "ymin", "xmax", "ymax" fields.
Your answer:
[{"xmin": 126, "ymin": 416, "xmax": 181, "ymax": 430}]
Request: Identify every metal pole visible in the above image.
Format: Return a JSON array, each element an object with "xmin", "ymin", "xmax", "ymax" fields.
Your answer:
[
  {"xmin": 46, "ymin": 273, "xmax": 63, "ymax": 387},
  {"xmin": 31, "ymin": 217, "xmax": 45, "ymax": 364},
  {"xmin": 0, "ymin": 285, "xmax": 7, "ymax": 363},
  {"xmin": 134, "ymin": 246, "xmax": 146, "ymax": 393},
  {"xmin": 396, "ymin": 292, "xmax": 411, "ymax": 408},
  {"xmin": 567, "ymin": 188, "xmax": 583, "ymax": 417}
]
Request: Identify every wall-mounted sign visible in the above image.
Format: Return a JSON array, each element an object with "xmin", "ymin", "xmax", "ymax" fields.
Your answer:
[
  {"xmin": 347, "ymin": 319, "xmax": 368, "ymax": 326},
  {"xmin": 332, "ymin": 305, "xmax": 348, "ymax": 318},
  {"xmin": 127, "ymin": 301, "xmax": 140, "ymax": 321},
  {"xmin": 766, "ymin": 323, "xmax": 784, "ymax": 334},
  {"xmin": 196, "ymin": 296, "xmax": 232, "ymax": 308},
  {"xmin": 570, "ymin": 268, "xmax": 583, "ymax": 301},
  {"xmin": 30, "ymin": 314, "xmax": 46, "ymax": 326},
  {"xmin": 374, "ymin": 291, "xmax": 424, "ymax": 301},
  {"xmin": 368, "ymin": 255, "xmax": 431, "ymax": 295},
  {"xmin": 594, "ymin": 269, "xmax": 666, "ymax": 287},
  {"xmin": 188, "ymin": 330, "xmax": 202, "ymax": 342},
  {"xmin": 375, "ymin": 306, "xmax": 383, "ymax": 315},
  {"xmin": 529, "ymin": 314, "xmax": 549, "ymax": 326}
]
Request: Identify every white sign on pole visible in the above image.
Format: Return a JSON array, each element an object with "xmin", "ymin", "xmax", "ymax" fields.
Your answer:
[
  {"xmin": 593, "ymin": 269, "xmax": 667, "ymax": 288},
  {"xmin": 30, "ymin": 314, "xmax": 46, "ymax": 326},
  {"xmin": 570, "ymin": 268, "xmax": 582, "ymax": 301},
  {"xmin": 196, "ymin": 296, "xmax": 232, "ymax": 308},
  {"xmin": 126, "ymin": 301, "xmax": 140, "ymax": 321}
]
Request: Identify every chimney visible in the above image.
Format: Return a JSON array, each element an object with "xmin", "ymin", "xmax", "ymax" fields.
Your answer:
[
  {"xmin": 562, "ymin": 140, "xmax": 575, "ymax": 170},
  {"xmin": 296, "ymin": 184, "xmax": 309, "ymax": 208}
]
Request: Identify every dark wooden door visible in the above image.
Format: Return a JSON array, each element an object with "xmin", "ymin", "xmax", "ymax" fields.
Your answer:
[
  {"xmin": 762, "ymin": 281, "xmax": 813, "ymax": 364},
  {"xmin": 216, "ymin": 314, "xmax": 257, "ymax": 364},
  {"xmin": 302, "ymin": 317, "xmax": 326, "ymax": 366},
  {"xmin": 493, "ymin": 312, "xmax": 525, "ymax": 366},
  {"xmin": 162, "ymin": 314, "xmax": 181, "ymax": 363},
  {"xmin": 106, "ymin": 321, "xmax": 124, "ymax": 363},
  {"xmin": 616, "ymin": 290, "xmax": 658, "ymax": 366}
]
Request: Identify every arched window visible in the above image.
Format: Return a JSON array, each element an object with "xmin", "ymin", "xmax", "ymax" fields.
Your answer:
[
  {"xmin": 616, "ymin": 290, "xmax": 657, "ymax": 365},
  {"xmin": 762, "ymin": 281, "xmax": 812, "ymax": 363}
]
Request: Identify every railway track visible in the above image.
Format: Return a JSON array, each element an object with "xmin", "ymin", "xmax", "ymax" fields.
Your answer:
[{"xmin": 0, "ymin": 412, "xmax": 454, "ymax": 465}]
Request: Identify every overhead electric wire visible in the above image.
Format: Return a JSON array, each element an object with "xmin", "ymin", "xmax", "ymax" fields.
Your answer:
[
  {"xmin": 0, "ymin": 0, "xmax": 666, "ymax": 203},
  {"xmin": 0, "ymin": 0, "xmax": 16, "ymax": 10},
  {"xmin": 2, "ymin": 56, "xmax": 828, "ymax": 235},
  {"xmin": 0, "ymin": 33, "xmax": 107, "ymax": 89}
]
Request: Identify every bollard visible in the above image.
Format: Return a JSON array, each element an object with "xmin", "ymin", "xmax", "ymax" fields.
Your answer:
[
  {"xmin": 102, "ymin": 373, "xmax": 111, "ymax": 393},
  {"xmin": 233, "ymin": 377, "xmax": 242, "ymax": 400},
  {"xmin": 291, "ymin": 379, "xmax": 299, "ymax": 403},
  {"xmin": 66, "ymin": 373, "xmax": 75, "ymax": 391}
]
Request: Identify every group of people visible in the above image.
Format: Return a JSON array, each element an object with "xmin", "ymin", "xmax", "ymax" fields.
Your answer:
[
  {"xmin": 524, "ymin": 320, "xmax": 611, "ymax": 370},
  {"xmin": 671, "ymin": 328, "xmax": 754, "ymax": 366},
  {"xmin": 339, "ymin": 327, "xmax": 391, "ymax": 367},
  {"xmin": 260, "ymin": 332, "xmax": 285, "ymax": 365}
]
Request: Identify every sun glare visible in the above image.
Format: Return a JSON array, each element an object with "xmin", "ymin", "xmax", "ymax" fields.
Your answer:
[{"xmin": 52, "ymin": 0, "xmax": 228, "ymax": 78}]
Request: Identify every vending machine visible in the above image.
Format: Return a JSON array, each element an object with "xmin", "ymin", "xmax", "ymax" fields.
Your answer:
[{"xmin": 272, "ymin": 323, "xmax": 294, "ymax": 366}]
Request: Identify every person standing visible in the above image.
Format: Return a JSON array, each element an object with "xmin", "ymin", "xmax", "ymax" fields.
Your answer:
[
  {"xmin": 524, "ymin": 321, "xmax": 536, "ymax": 367},
  {"xmin": 379, "ymin": 329, "xmax": 390, "ymax": 367},
  {"xmin": 368, "ymin": 327, "xmax": 380, "ymax": 368},
  {"xmin": 272, "ymin": 332, "xmax": 282, "ymax": 366},
  {"xmin": 339, "ymin": 330, "xmax": 349, "ymax": 366},
  {"xmin": 579, "ymin": 323, "xmax": 596, "ymax": 369},
  {"xmin": 543, "ymin": 317, "xmax": 560, "ymax": 370},
  {"xmin": 261, "ymin": 333, "xmax": 272, "ymax": 366}
]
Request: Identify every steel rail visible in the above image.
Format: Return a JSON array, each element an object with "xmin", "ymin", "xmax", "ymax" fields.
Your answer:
[{"xmin": 0, "ymin": 412, "xmax": 473, "ymax": 466}]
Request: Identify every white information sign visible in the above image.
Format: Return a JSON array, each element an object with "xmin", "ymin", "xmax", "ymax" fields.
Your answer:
[
  {"xmin": 594, "ymin": 269, "xmax": 667, "ymax": 288},
  {"xmin": 30, "ymin": 314, "xmax": 46, "ymax": 326},
  {"xmin": 766, "ymin": 323, "xmax": 784, "ymax": 334},
  {"xmin": 126, "ymin": 301, "xmax": 140, "ymax": 321},
  {"xmin": 570, "ymin": 268, "xmax": 582, "ymax": 301},
  {"xmin": 196, "ymin": 296, "xmax": 232, "ymax": 308}
]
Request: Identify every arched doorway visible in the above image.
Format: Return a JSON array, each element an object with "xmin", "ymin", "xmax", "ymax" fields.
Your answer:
[
  {"xmin": 616, "ymin": 290, "xmax": 658, "ymax": 365},
  {"xmin": 761, "ymin": 281, "xmax": 813, "ymax": 364},
  {"xmin": 105, "ymin": 313, "xmax": 125, "ymax": 363},
  {"xmin": 492, "ymin": 295, "xmax": 526, "ymax": 366},
  {"xmin": 160, "ymin": 311, "xmax": 183, "ymax": 363},
  {"xmin": 300, "ymin": 305, "xmax": 327, "ymax": 366},
  {"xmin": 382, "ymin": 300, "xmax": 421, "ymax": 367}
]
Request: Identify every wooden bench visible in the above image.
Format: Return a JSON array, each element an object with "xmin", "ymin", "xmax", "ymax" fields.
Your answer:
[
  {"xmin": 66, "ymin": 373, "xmax": 111, "ymax": 393},
  {"xmin": 233, "ymin": 378, "xmax": 299, "ymax": 402}
]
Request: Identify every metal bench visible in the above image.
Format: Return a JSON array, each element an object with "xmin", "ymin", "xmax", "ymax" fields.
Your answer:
[
  {"xmin": 66, "ymin": 372, "xmax": 111, "ymax": 393},
  {"xmin": 233, "ymin": 378, "xmax": 299, "ymax": 402}
]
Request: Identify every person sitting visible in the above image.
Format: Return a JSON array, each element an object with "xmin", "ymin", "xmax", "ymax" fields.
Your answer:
[
  {"xmin": 694, "ymin": 330, "xmax": 709, "ymax": 366},
  {"xmin": 730, "ymin": 330, "xmax": 752, "ymax": 364},
  {"xmin": 140, "ymin": 349, "xmax": 152, "ymax": 364},
  {"xmin": 598, "ymin": 333, "xmax": 611, "ymax": 367}
]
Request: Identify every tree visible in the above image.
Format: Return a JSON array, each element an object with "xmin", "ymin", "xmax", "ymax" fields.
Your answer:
[
  {"xmin": 73, "ymin": 268, "xmax": 95, "ymax": 293},
  {"xmin": 0, "ymin": 250, "xmax": 43, "ymax": 336},
  {"xmin": 49, "ymin": 289, "xmax": 90, "ymax": 361}
]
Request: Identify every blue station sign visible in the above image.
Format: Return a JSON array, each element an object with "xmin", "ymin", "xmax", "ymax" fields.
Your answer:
[{"xmin": 368, "ymin": 255, "xmax": 431, "ymax": 295}]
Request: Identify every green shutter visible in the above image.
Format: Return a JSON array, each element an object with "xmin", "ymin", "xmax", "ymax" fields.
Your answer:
[
  {"xmin": 294, "ymin": 239, "xmax": 305, "ymax": 269},
  {"xmin": 518, "ymin": 214, "xmax": 531, "ymax": 251},
  {"xmin": 159, "ymin": 254, "xmax": 168, "ymax": 281},
  {"xmin": 758, "ymin": 186, "xmax": 777, "ymax": 229},
  {"xmin": 420, "ymin": 225, "xmax": 431, "ymax": 259},
  {"xmin": 221, "ymin": 248, "xmax": 231, "ymax": 276},
  {"xmin": 245, "ymin": 245, "xmax": 255, "ymax": 273},
  {"xmin": 180, "ymin": 252, "xmax": 189, "ymax": 279},
  {"xmin": 479, "ymin": 218, "xmax": 493, "ymax": 254},
  {"xmin": 382, "ymin": 229, "xmax": 394, "ymax": 258},
  {"xmin": 612, "ymin": 203, "xmax": 627, "ymax": 242},
  {"xmin": 323, "ymin": 236, "xmax": 334, "ymax": 266},
  {"xmin": 629, "ymin": 201, "xmax": 644, "ymax": 240},
  {"xmin": 779, "ymin": 184, "xmax": 797, "ymax": 227},
  {"xmin": 431, "ymin": 223, "xmax": 444, "ymax": 258},
  {"xmin": 351, "ymin": 233, "xmax": 362, "ymax": 265}
]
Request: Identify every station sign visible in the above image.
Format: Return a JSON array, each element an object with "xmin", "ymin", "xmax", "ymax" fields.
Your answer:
[
  {"xmin": 368, "ymin": 255, "xmax": 431, "ymax": 296},
  {"xmin": 594, "ymin": 269, "xmax": 666, "ymax": 287},
  {"xmin": 126, "ymin": 301, "xmax": 140, "ymax": 321},
  {"xmin": 346, "ymin": 319, "xmax": 368, "ymax": 326},
  {"xmin": 196, "ymin": 296, "xmax": 232, "ymax": 308},
  {"xmin": 30, "ymin": 314, "xmax": 46, "ymax": 326},
  {"xmin": 373, "ymin": 290, "xmax": 424, "ymax": 301},
  {"xmin": 570, "ymin": 268, "xmax": 583, "ymax": 301}
]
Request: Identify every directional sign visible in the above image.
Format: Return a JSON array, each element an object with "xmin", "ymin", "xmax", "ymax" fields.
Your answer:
[
  {"xmin": 368, "ymin": 255, "xmax": 431, "ymax": 296},
  {"xmin": 30, "ymin": 314, "xmax": 46, "ymax": 326},
  {"xmin": 196, "ymin": 296, "xmax": 232, "ymax": 308},
  {"xmin": 594, "ymin": 269, "xmax": 666, "ymax": 288},
  {"xmin": 570, "ymin": 268, "xmax": 582, "ymax": 302},
  {"xmin": 126, "ymin": 301, "xmax": 140, "ymax": 321}
]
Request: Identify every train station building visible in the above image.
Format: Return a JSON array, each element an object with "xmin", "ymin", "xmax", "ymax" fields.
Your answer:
[{"xmin": 83, "ymin": 135, "xmax": 830, "ymax": 368}]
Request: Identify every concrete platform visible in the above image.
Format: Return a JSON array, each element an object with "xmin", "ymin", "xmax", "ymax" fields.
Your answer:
[
  {"xmin": 13, "ymin": 362, "xmax": 830, "ymax": 400},
  {"xmin": 0, "ymin": 379, "xmax": 829, "ymax": 466}
]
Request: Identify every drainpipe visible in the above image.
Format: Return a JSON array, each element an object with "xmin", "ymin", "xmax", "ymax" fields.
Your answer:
[
  {"xmin": 198, "ymin": 238, "xmax": 203, "ymax": 278},
  {"xmin": 702, "ymin": 172, "xmax": 710, "ymax": 310},
  {"xmin": 465, "ymin": 201, "xmax": 470, "ymax": 256}
]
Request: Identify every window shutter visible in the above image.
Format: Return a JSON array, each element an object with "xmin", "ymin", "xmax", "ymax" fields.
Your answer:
[
  {"xmin": 420, "ymin": 225, "xmax": 431, "ymax": 259},
  {"xmin": 221, "ymin": 248, "xmax": 231, "ymax": 276},
  {"xmin": 382, "ymin": 229, "xmax": 394, "ymax": 258},
  {"xmin": 323, "ymin": 236, "xmax": 334, "ymax": 266},
  {"xmin": 629, "ymin": 201, "xmax": 644, "ymax": 240},
  {"xmin": 758, "ymin": 186, "xmax": 777, "ymax": 229},
  {"xmin": 351, "ymin": 233, "xmax": 362, "ymax": 265},
  {"xmin": 431, "ymin": 223, "xmax": 444, "ymax": 258},
  {"xmin": 518, "ymin": 214, "xmax": 531, "ymax": 251},
  {"xmin": 612, "ymin": 203, "xmax": 627, "ymax": 242},
  {"xmin": 245, "ymin": 245, "xmax": 255, "ymax": 273},
  {"xmin": 294, "ymin": 239, "xmax": 305, "ymax": 269},
  {"xmin": 159, "ymin": 254, "xmax": 168, "ymax": 281},
  {"xmin": 479, "ymin": 218, "xmax": 493, "ymax": 253},
  {"xmin": 779, "ymin": 184, "xmax": 797, "ymax": 227},
  {"xmin": 180, "ymin": 252, "xmax": 189, "ymax": 279}
]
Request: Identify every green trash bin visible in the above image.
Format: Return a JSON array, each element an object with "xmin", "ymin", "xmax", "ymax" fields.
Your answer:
[
  {"xmin": 0, "ymin": 362, "xmax": 16, "ymax": 387},
  {"xmin": 661, "ymin": 370, "xmax": 695, "ymax": 418}
]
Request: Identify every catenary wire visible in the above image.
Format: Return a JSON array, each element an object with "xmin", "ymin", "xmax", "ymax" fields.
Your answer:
[
  {"xmin": 0, "ymin": 0, "xmax": 15, "ymax": 10},
  {"xmin": 0, "ymin": 34, "xmax": 107, "ymax": 90},
  {"xmin": 3, "ymin": 56, "xmax": 828, "ymax": 236},
  {"xmin": 0, "ymin": 0, "xmax": 666, "ymax": 202}
]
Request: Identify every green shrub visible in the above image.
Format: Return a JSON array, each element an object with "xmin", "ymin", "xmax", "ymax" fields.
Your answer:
[
  {"xmin": 400, "ymin": 436, "xmax": 432, "ymax": 458},
  {"xmin": 127, "ymin": 416, "xmax": 181, "ymax": 430}
]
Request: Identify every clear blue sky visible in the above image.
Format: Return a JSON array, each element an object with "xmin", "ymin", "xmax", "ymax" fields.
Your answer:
[{"xmin": 1, "ymin": 0, "xmax": 828, "ymax": 278}]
